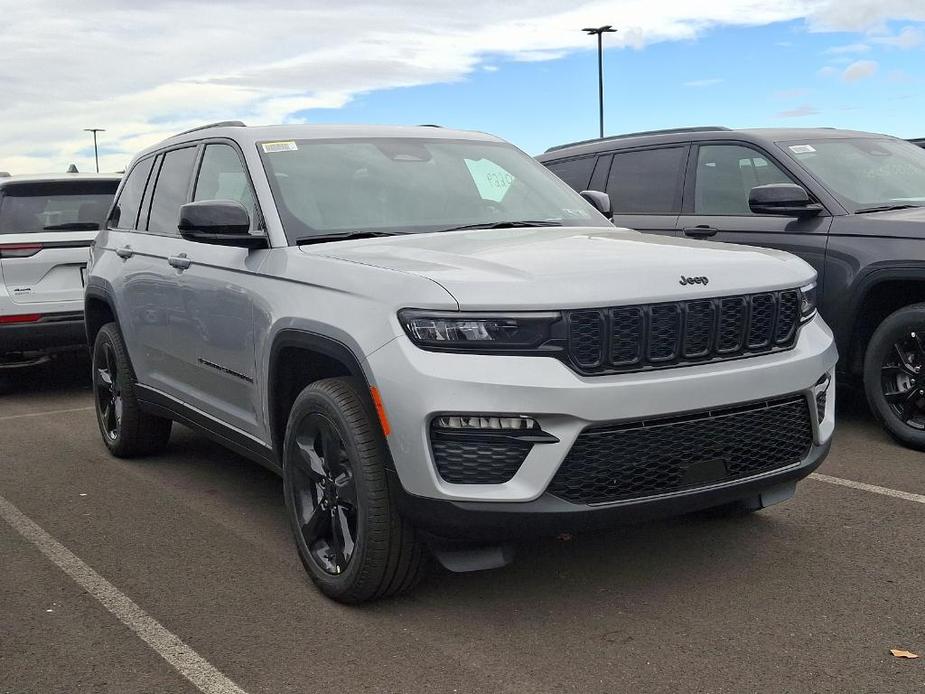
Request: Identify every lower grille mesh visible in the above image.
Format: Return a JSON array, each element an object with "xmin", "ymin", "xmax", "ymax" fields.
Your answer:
[
  {"xmin": 548, "ymin": 396, "xmax": 813, "ymax": 504},
  {"xmin": 432, "ymin": 437, "xmax": 532, "ymax": 484}
]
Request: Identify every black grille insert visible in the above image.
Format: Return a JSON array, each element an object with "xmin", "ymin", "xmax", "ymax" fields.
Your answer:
[
  {"xmin": 431, "ymin": 434, "xmax": 531, "ymax": 484},
  {"xmin": 565, "ymin": 290, "xmax": 801, "ymax": 375},
  {"xmin": 548, "ymin": 395, "xmax": 813, "ymax": 504}
]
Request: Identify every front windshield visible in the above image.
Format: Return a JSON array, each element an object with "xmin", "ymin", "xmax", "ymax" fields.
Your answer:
[
  {"xmin": 257, "ymin": 137, "xmax": 610, "ymax": 240},
  {"xmin": 0, "ymin": 180, "xmax": 118, "ymax": 234},
  {"xmin": 780, "ymin": 137, "xmax": 925, "ymax": 212}
]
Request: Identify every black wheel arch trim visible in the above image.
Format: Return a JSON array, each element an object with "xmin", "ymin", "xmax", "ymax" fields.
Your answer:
[
  {"xmin": 842, "ymin": 264, "xmax": 925, "ymax": 371},
  {"xmin": 266, "ymin": 329, "xmax": 375, "ymax": 461}
]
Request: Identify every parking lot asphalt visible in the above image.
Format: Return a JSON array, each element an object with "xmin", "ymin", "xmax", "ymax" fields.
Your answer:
[{"xmin": 1, "ymin": 357, "xmax": 924, "ymax": 694}]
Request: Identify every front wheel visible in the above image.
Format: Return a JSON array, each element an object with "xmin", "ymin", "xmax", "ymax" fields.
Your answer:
[
  {"xmin": 864, "ymin": 304, "xmax": 925, "ymax": 450},
  {"xmin": 283, "ymin": 378, "xmax": 425, "ymax": 603}
]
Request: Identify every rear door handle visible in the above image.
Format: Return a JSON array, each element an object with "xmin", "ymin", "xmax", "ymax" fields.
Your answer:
[
  {"xmin": 116, "ymin": 246, "xmax": 133, "ymax": 259},
  {"xmin": 168, "ymin": 253, "xmax": 191, "ymax": 270},
  {"xmin": 682, "ymin": 225, "xmax": 719, "ymax": 238}
]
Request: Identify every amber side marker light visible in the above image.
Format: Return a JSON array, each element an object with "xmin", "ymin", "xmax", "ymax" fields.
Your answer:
[{"xmin": 369, "ymin": 387, "xmax": 391, "ymax": 436}]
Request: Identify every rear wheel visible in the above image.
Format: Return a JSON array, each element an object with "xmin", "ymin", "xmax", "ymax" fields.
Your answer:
[
  {"xmin": 92, "ymin": 323, "xmax": 172, "ymax": 457},
  {"xmin": 864, "ymin": 304, "xmax": 925, "ymax": 450},
  {"xmin": 283, "ymin": 377, "xmax": 424, "ymax": 603}
]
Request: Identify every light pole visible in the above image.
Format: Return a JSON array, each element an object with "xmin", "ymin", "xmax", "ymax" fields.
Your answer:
[
  {"xmin": 582, "ymin": 25, "xmax": 617, "ymax": 138},
  {"xmin": 84, "ymin": 128, "xmax": 105, "ymax": 172}
]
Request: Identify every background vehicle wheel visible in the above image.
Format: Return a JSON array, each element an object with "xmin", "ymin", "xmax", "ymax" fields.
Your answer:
[
  {"xmin": 283, "ymin": 377, "xmax": 425, "ymax": 603},
  {"xmin": 92, "ymin": 323, "xmax": 172, "ymax": 457},
  {"xmin": 864, "ymin": 304, "xmax": 925, "ymax": 450}
]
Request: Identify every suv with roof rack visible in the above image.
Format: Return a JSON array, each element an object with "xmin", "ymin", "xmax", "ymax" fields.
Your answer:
[
  {"xmin": 540, "ymin": 126, "xmax": 925, "ymax": 450},
  {"xmin": 86, "ymin": 122, "xmax": 836, "ymax": 602},
  {"xmin": 0, "ymin": 171, "xmax": 120, "ymax": 366}
]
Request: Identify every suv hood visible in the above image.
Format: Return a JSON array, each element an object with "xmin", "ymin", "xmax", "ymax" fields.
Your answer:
[
  {"xmin": 303, "ymin": 227, "xmax": 815, "ymax": 309},
  {"xmin": 838, "ymin": 206, "xmax": 925, "ymax": 239}
]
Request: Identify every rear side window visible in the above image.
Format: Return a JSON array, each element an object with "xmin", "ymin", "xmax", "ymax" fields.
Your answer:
[
  {"xmin": 545, "ymin": 157, "xmax": 595, "ymax": 192},
  {"xmin": 0, "ymin": 180, "xmax": 118, "ymax": 234},
  {"xmin": 606, "ymin": 147, "xmax": 686, "ymax": 214},
  {"xmin": 146, "ymin": 147, "xmax": 197, "ymax": 235},
  {"xmin": 111, "ymin": 157, "xmax": 153, "ymax": 230},
  {"xmin": 193, "ymin": 144, "xmax": 257, "ymax": 224}
]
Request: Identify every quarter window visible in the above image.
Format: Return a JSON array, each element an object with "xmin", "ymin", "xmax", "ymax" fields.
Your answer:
[
  {"xmin": 111, "ymin": 157, "xmax": 154, "ymax": 230},
  {"xmin": 146, "ymin": 147, "xmax": 197, "ymax": 235},
  {"xmin": 694, "ymin": 144, "xmax": 792, "ymax": 215},
  {"xmin": 194, "ymin": 144, "xmax": 257, "ymax": 224},
  {"xmin": 606, "ymin": 147, "xmax": 685, "ymax": 214}
]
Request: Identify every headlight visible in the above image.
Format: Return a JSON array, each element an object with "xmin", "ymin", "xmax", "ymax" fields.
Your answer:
[
  {"xmin": 398, "ymin": 309, "xmax": 561, "ymax": 351},
  {"xmin": 799, "ymin": 282, "xmax": 817, "ymax": 322}
]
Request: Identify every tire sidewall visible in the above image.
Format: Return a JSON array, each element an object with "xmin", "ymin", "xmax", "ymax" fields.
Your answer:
[
  {"xmin": 282, "ymin": 385, "xmax": 377, "ymax": 597},
  {"xmin": 864, "ymin": 304, "xmax": 925, "ymax": 448}
]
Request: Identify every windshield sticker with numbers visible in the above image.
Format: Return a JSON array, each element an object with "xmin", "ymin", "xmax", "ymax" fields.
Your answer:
[
  {"xmin": 789, "ymin": 144, "xmax": 816, "ymax": 154},
  {"xmin": 262, "ymin": 141, "xmax": 298, "ymax": 153}
]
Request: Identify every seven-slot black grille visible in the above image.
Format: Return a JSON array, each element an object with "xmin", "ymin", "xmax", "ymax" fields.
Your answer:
[
  {"xmin": 548, "ymin": 395, "xmax": 813, "ymax": 505},
  {"xmin": 566, "ymin": 289, "xmax": 801, "ymax": 374}
]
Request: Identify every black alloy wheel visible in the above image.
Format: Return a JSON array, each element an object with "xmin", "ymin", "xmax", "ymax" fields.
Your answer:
[
  {"xmin": 289, "ymin": 413, "xmax": 358, "ymax": 575},
  {"xmin": 880, "ymin": 331, "xmax": 925, "ymax": 430},
  {"xmin": 95, "ymin": 340, "xmax": 123, "ymax": 440}
]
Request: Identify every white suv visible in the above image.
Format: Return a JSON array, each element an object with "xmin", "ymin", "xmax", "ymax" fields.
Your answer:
[
  {"xmin": 86, "ymin": 123, "xmax": 837, "ymax": 602},
  {"xmin": 0, "ymin": 172, "xmax": 120, "ymax": 366}
]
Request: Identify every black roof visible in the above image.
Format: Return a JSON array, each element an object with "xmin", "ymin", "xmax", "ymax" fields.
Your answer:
[{"xmin": 537, "ymin": 126, "xmax": 894, "ymax": 161}]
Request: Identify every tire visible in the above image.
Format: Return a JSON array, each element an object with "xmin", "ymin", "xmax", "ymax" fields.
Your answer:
[
  {"xmin": 864, "ymin": 303, "xmax": 925, "ymax": 450},
  {"xmin": 282, "ymin": 377, "xmax": 425, "ymax": 603},
  {"xmin": 92, "ymin": 323, "xmax": 172, "ymax": 457}
]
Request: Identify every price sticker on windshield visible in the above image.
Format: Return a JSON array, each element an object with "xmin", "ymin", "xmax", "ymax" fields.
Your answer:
[
  {"xmin": 789, "ymin": 144, "xmax": 816, "ymax": 154},
  {"xmin": 262, "ymin": 141, "xmax": 298, "ymax": 153}
]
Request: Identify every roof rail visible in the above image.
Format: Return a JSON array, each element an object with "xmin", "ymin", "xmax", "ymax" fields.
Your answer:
[
  {"xmin": 545, "ymin": 126, "xmax": 731, "ymax": 153},
  {"xmin": 174, "ymin": 120, "xmax": 246, "ymax": 137},
  {"xmin": 418, "ymin": 124, "xmax": 442, "ymax": 128},
  {"xmin": 0, "ymin": 171, "xmax": 10, "ymax": 177}
]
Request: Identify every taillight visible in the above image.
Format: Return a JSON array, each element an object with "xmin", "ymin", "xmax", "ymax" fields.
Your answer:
[
  {"xmin": 0, "ymin": 313, "xmax": 43, "ymax": 324},
  {"xmin": 0, "ymin": 243, "xmax": 43, "ymax": 258}
]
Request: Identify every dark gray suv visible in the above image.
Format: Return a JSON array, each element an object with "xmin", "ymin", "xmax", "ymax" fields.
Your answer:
[{"xmin": 539, "ymin": 126, "xmax": 925, "ymax": 449}]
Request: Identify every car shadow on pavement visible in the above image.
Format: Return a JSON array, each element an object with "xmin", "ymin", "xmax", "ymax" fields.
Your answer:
[{"xmin": 0, "ymin": 352, "xmax": 92, "ymax": 398}]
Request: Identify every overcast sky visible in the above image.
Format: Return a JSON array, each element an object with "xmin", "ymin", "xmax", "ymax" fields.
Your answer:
[{"xmin": 1, "ymin": 0, "xmax": 924, "ymax": 174}]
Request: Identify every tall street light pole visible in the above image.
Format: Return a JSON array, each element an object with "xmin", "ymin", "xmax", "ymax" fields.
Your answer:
[
  {"xmin": 84, "ymin": 128, "xmax": 105, "ymax": 173},
  {"xmin": 582, "ymin": 25, "xmax": 617, "ymax": 138}
]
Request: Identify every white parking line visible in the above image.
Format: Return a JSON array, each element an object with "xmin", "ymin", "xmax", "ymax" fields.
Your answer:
[
  {"xmin": 0, "ymin": 406, "xmax": 94, "ymax": 422},
  {"xmin": 809, "ymin": 473, "xmax": 925, "ymax": 505},
  {"xmin": 0, "ymin": 493, "xmax": 249, "ymax": 694}
]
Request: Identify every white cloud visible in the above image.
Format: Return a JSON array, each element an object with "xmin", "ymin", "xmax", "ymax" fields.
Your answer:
[
  {"xmin": 824, "ymin": 43, "xmax": 870, "ymax": 54},
  {"xmin": 842, "ymin": 59, "xmax": 879, "ymax": 81},
  {"xmin": 683, "ymin": 78, "xmax": 724, "ymax": 87},
  {"xmin": 817, "ymin": 66, "xmax": 839, "ymax": 77},
  {"xmin": 775, "ymin": 104, "xmax": 819, "ymax": 118},
  {"xmin": 871, "ymin": 25, "xmax": 925, "ymax": 48},
  {"xmin": 0, "ymin": 0, "xmax": 924, "ymax": 173}
]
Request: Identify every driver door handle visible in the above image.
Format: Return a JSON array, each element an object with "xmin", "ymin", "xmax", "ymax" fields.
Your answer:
[
  {"xmin": 116, "ymin": 245, "xmax": 133, "ymax": 259},
  {"xmin": 168, "ymin": 253, "xmax": 191, "ymax": 270},
  {"xmin": 682, "ymin": 225, "xmax": 718, "ymax": 238}
]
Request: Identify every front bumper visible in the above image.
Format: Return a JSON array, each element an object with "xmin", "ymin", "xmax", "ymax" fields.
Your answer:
[
  {"xmin": 367, "ymin": 313, "xmax": 837, "ymax": 505},
  {"xmin": 0, "ymin": 312, "xmax": 86, "ymax": 358},
  {"xmin": 391, "ymin": 438, "xmax": 830, "ymax": 540}
]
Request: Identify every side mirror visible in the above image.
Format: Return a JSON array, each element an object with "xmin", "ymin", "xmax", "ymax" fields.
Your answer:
[
  {"xmin": 178, "ymin": 200, "xmax": 267, "ymax": 249},
  {"xmin": 579, "ymin": 190, "xmax": 613, "ymax": 220},
  {"xmin": 748, "ymin": 184, "xmax": 823, "ymax": 218}
]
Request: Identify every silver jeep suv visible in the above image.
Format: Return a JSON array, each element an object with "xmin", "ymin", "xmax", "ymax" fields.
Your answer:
[{"xmin": 86, "ymin": 122, "xmax": 837, "ymax": 602}]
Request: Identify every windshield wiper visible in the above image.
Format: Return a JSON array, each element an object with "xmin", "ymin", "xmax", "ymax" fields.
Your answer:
[
  {"xmin": 296, "ymin": 231, "xmax": 397, "ymax": 246},
  {"xmin": 855, "ymin": 203, "xmax": 923, "ymax": 214},
  {"xmin": 434, "ymin": 220, "xmax": 564, "ymax": 233},
  {"xmin": 42, "ymin": 222, "xmax": 101, "ymax": 230}
]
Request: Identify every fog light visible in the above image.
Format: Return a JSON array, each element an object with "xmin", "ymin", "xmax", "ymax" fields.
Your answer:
[{"xmin": 434, "ymin": 415, "xmax": 538, "ymax": 431}]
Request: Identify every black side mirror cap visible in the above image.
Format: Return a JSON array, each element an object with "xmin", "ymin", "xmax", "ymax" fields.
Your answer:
[
  {"xmin": 579, "ymin": 190, "xmax": 613, "ymax": 220},
  {"xmin": 748, "ymin": 183, "xmax": 823, "ymax": 218},
  {"xmin": 178, "ymin": 200, "xmax": 267, "ymax": 249}
]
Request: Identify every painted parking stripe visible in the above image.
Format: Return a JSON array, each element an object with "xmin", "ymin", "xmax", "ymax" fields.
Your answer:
[
  {"xmin": 0, "ymin": 493, "xmax": 249, "ymax": 694},
  {"xmin": 810, "ymin": 473, "xmax": 925, "ymax": 505},
  {"xmin": 0, "ymin": 406, "xmax": 94, "ymax": 422}
]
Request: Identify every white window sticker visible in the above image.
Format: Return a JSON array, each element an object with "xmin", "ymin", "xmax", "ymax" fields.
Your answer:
[
  {"xmin": 261, "ymin": 141, "xmax": 298, "ymax": 153},
  {"xmin": 789, "ymin": 144, "xmax": 816, "ymax": 154}
]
